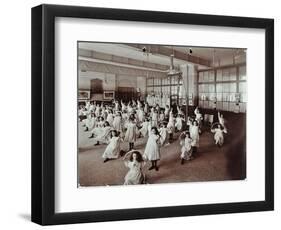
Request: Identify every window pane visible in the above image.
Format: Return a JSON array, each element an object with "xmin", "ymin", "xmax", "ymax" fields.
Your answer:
[
  {"xmin": 230, "ymin": 67, "xmax": 237, "ymax": 81},
  {"xmin": 222, "ymin": 83, "xmax": 230, "ymax": 93},
  {"xmin": 216, "ymin": 93, "xmax": 223, "ymax": 101},
  {"xmin": 147, "ymin": 87, "xmax": 153, "ymax": 94},
  {"xmin": 209, "ymin": 93, "xmax": 216, "ymax": 101},
  {"xmin": 199, "ymin": 72, "xmax": 204, "ymax": 82},
  {"xmin": 223, "ymin": 93, "xmax": 229, "ymax": 101},
  {"xmin": 217, "ymin": 69, "xmax": 223, "ymax": 81},
  {"xmin": 229, "ymin": 93, "xmax": 236, "ymax": 102},
  {"xmin": 239, "ymin": 65, "xmax": 246, "ymax": 80},
  {"xmin": 203, "ymin": 84, "xmax": 208, "ymax": 92},
  {"xmin": 209, "ymin": 84, "xmax": 215, "ymax": 93},
  {"xmin": 240, "ymin": 93, "xmax": 247, "ymax": 102},
  {"xmin": 209, "ymin": 71, "xmax": 215, "ymax": 82},
  {"xmin": 216, "ymin": 83, "xmax": 223, "ymax": 93},
  {"xmin": 222, "ymin": 69, "xmax": 229, "ymax": 81},
  {"xmin": 229, "ymin": 82, "xmax": 237, "ymax": 92},
  {"xmin": 203, "ymin": 71, "xmax": 209, "ymax": 82},
  {"xmin": 239, "ymin": 82, "xmax": 247, "ymax": 92}
]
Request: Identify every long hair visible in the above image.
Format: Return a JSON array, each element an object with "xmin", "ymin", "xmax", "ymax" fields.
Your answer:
[
  {"xmin": 129, "ymin": 151, "xmax": 143, "ymax": 162},
  {"xmin": 151, "ymin": 126, "xmax": 160, "ymax": 136}
]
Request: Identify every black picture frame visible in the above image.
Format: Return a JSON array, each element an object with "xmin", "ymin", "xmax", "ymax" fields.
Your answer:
[{"xmin": 31, "ymin": 4, "xmax": 274, "ymax": 225}]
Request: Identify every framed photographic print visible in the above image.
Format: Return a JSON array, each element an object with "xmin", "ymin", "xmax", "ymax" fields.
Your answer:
[{"xmin": 31, "ymin": 4, "xmax": 274, "ymax": 225}]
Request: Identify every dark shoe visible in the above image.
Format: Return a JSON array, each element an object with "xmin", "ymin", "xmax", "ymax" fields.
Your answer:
[
  {"xmin": 103, "ymin": 158, "xmax": 109, "ymax": 163},
  {"xmin": 84, "ymin": 127, "xmax": 89, "ymax": 132},
  {"xmin": 148, "ymin": 165, "xmax": 155, "ymax": 170},
  {"xmin": 94, "ymin": 142, "xmax": 100, "ymax": 146},
  {"xmin": 88, "ymin": 134, "xmax": 94, "ymax": 138},
  {"xmin": 181, "ymin": 159, "xmax": 184, "ymax": 165},
  {"xmin": 155, "ymin": 166, "xmax": 159, "ymax": 171}
]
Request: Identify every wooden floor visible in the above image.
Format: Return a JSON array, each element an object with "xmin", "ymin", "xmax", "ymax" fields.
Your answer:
[{"xmin": 78, "ymin": 112, "xmax": 246, "ymax": 187}]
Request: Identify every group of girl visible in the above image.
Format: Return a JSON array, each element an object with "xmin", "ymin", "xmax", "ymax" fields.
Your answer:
[{"xmin": 79, "ymin": 100, "xmax": 228, "ymax": 185}]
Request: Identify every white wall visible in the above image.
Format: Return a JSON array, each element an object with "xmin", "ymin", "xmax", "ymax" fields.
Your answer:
[
  {"xmin": 0, "ymin": 0, "xmax": 279, "ymax": 230},
  {"xmin": 78, "ymin": 71, "xmax": 146, "ymax": 96},
  {"xmin": 79, "ymin": 71, "xmax": 116, "ymax": 90}
]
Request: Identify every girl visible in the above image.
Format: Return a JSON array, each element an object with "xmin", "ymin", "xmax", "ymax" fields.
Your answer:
[
  {"xmin": 175, "ymin": 114, "xmax": 184, "ymax": 132},
  {"xmin": 218, "ymin": 111, "xmax": 227, "ymax": 132},
  {"xmin": 164, "ymin": 105, "xmax": 170, "ymax": 118},
  {"xmin": 112, "ymin": 111, "xmax": 122, "ymax": 133},
  {"xmin": 159, "ymin": 110, "xmax": 165, "ymax": 123},
  {"xmin": 143, "ymin": 127, "xmax": 161, "ymax": 171},
  {"xmin": 144, "ymin": 102, "xmax": 148, "ymax": 114},
  {"xmin": 84, "ymin": 113, "xmax": 96, "ymax": 132},
  {"xmin": 137, "ymin": 107, "xmax": 145, "ymax": 124},
  {"xmin": 139, "ymin": 117, "xmax": 150, "ymax": 138},
  {"xmin": 190, "ymin": 120, "xmax": 200, "ymax": 155},
  {"xmin": 123, "ymin": 150, "xmax": 145, "ymax": 185},
  {"xmin": 91, "ymin": 121, "xmax": 112, "ymax": 145},
  {"xmin": 159, "ymin": 122, "xmax": 169, "ymax": 146},
  {"xmin": 121, "ymin": 100, "xmax": 127, "ymax": 112},
  {"xmin": 151, "ymin": 108, "xmax": 158, "ymax": 128},
  {"xmin": 94, "ymin": 104, "xmax": 100, "ymax": 117},
  {"xmin": 106, "ymin": 109, "xmax": 114, "ymax": 127},
  {"xmin": 194, "ymin": 107, "xmax": 203, "ymax": 133},
  {"xmin": 179, "ymin": 131, "xmax": 193, "ymax": 164},
  {"xmin": 137, "ymin": 100, "xmax": 142, "ymax": 110},
  {"xmin": 211, "ymin": 124, "xmax": 227, "ymax": 147},
  {"xmin": 102, "ymin": 130, "xmax": 122, "ymax": 162},
  {"xmin": 124, "ymin": 117, "xmax": 137, "ymax": 150},
  {"xmin": 88, "ymin": 116, "xmax": 104, "ymax": 138},
  {"xmin": 167, "ymin": 111, "xmax": 175, "ymax": 141}
]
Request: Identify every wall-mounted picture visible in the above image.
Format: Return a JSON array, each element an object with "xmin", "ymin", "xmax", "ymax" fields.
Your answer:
[
  {"xmin": 103, "ymin": 90, "xmax": 115, "ymax": 100},
  {"xmin": 78, "ymin": 42, "xmax": 247, "ymax": 187},
  {"xmin": 78, "ymin": 90, "xmax": 90, "ymax": 100}
]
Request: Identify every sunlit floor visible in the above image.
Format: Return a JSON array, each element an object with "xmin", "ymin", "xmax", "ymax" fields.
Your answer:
[{"xmin": 78, "ymin": 113, "xmax": 246, "ymax": 187}]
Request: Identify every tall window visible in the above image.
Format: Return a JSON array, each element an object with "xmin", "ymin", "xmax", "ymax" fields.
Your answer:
[{"xmin": 198, "ymin": 64, "xmax": 246, "ymax": 112}]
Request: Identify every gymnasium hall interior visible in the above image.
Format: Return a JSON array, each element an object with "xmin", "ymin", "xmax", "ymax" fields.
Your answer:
[{"xmin": 78, "ymin": 42, "xmax": 246, "ymax": 187}]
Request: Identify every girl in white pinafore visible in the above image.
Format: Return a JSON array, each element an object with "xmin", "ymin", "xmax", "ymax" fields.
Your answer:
[
  {"xmin": 159, "ymin": 111, "xmax": 165, "ymax": 123},
  {"xmin": 175, "ymin": 114, "xmax": 183, "ymax": 132},
  {"xmin": 137, "ymin": 100, "xmax": 142, "ymax": 110},
  {"xmin": 179, "ymin": 131, "xmax": 193, "ymax": 164},
  {"xmin": 139, "ymin": 118, "xmax": 150, "ymax": 138},
  {"xmin": 137, "ymin": 108, "xmax": 145, "ymax": 124},
  {"xmin": 218, "ymin": 111, "xmax": 227, "ymax": 132},
  {"xmin": 190, "ymin": 120, "xmax": 200, "ymax": 155},
  {"xmin": 106, "ymin": 110, "xmax": 114, "ymax": 127},
  {"xmin": 92, "ymin": 121, "xmax": 112, "ymax": 145},
  {"xmin": 194, "ymin": 107, "xmax": 203, "ymax": 133},
  {"xmin": 211, "ymin": 124, "xmax": 227, "ymax": 147},
  {"xmin": 159, "ymin": 123, "xmax": 169, "ymax": 146},
  {"xmin": 143, "ymin": 127, "xmax": 161, "ymax": 171},
  {"xmin": 167, "ymin": 111, "xmax": 175, "ymax": 141},
  {"xmin": 84, "ymin": 113, "xmax": 96, "ymax": 131},
  {"xmin": 124, "ymin": 118, "xmax": 137, "ymax": 150},
  {"xmin": 95, "ymin": 105, "xmax": 100, "ymax": 117},
  {"xmin": 102, "ymin": 130, "xmax": 122, "ymax": 162},
  {"xmin": 112, "ymin": 112, "xmax": 122, "ymax": 133},
  {"xmin": 121, "ymin": 101, "xmax": 127, "ymax": 112},
  {"xmin": 144, "ymin": 103, "xmax": 148, "ymax": 114},
  {"xmin": 151, "ymin": 109, "xmax": 158, "ymax": 128},
  {"xmin": 114, "ymin": 101, "xmax": 120, "ymax": 112},
  {"xmin": 164, "ymin": 105, "xmax": 170, "ymax": 118},
  {"xmin": 123, "ymin": 151, "xmax": 145, "ymax": 185}
]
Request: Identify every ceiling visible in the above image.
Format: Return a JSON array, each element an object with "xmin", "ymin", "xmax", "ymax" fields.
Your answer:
[{"xmin": 79, "ymin": 42, "xmax": 246, "ymax": 69}]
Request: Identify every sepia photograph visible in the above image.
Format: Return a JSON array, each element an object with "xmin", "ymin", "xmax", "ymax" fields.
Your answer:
[{"xmin": 77, "ymin": 42, "xmax": 247, "ymax": 187}]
